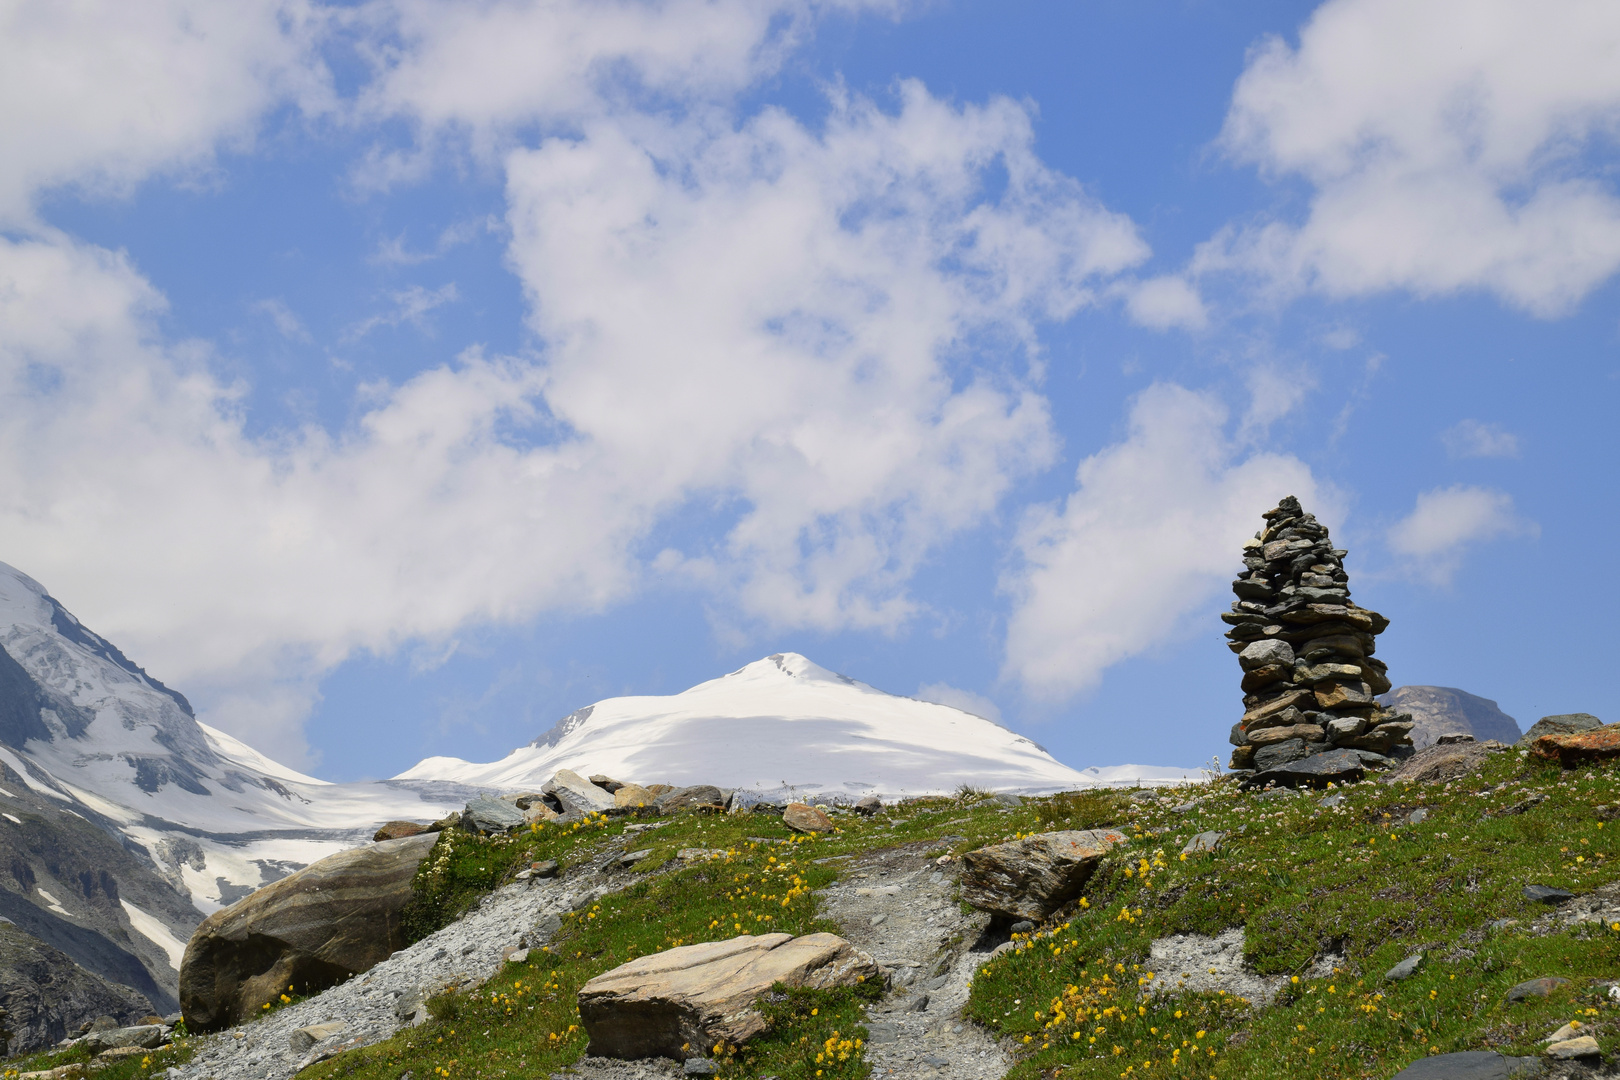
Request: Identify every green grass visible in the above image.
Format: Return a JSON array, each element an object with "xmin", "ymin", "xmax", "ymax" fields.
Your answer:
[
  {"xmin": 968, "ymin": 750, "xmax": 1620, "ymax": 1079},
  {"xmin": 1, "ymin": 1034, "xmax": 194, "ymax": 1080},
  {"xmin": 19, "ymin": 753, "xmax": 1620, "ymax": 1080}
]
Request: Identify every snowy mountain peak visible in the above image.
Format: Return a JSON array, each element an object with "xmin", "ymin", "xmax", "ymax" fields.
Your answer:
[{"xmin": 401, "ymin": 653, "xmax": 1203, "ymax": 797}]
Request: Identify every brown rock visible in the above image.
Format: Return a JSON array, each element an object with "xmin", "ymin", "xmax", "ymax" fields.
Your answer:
[
  {"xmin": 1241, "ymin": 689, "xmax": 1315, "ymax": 727},
  {"xmin": 578, "ymin": 933, "xmax": 877, "ymax": 1059},
  {"xmin": 179, "ymin": 832, "xmax": 437, "ymax": 1032},
  {"xmin": 1315, "ymin": 681, "xmax": 1373, "ymax": 709},
  {"xmin": 1295, "ymin": 633, "xmax": 1372, "ymax": 658},
  {"xmin": 371, "ymin": 821, "xmax": 427, "ymax": 842},
  {"xmin": 524, "ymin": 803, "xmax": 560, "ymax": 825},
  {"xmin": 1246, "ymin": 705, "xmax": 1306, "ymax": 732},
  {"xmin": 1248, "ymin": 723, "xmax": 1326, "ymax": 747},
  {"xmin": 614, "ymin": 783, "xmax": 656, "ymax": 809},
  {"xmin": 1380, "ymin": 742, "xmax": 1491, "ymax": 786},
  {"xmin": 588, "ymin": 775, "xmax": 624, "ymax": 793},
  {"xmin": 645, "ymin": 784, "xmax": 675, "ymax": 799},
  {"xmin": 1240, "ymin": 664, "xmax": 1292, "ymax": 694},
  {"xmin": 959, "ymin": 829, "xmax": 1126, "ymax": 922},
  {"xmin": 1530, "ymin": 724, "xmax": 1620, "ymax": 767},
  {"xmin": 782, "ymin": 803, "xmax": 834, "ymax": 833}
]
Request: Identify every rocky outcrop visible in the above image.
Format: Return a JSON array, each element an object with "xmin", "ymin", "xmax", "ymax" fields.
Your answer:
[
  {"xmin": 656, "ymin": 785, "xmax": 726, "ymax": 813},
  {"xmin": 1519, "ymin": 713, "xmax": 1604, "ymax": 747},
  {"xmin": 0, "ymin": 921, "xmax": 153, "ymax": 1053},
  {"xmin": 578, "ymin": 933, "xmax": 878, "ymax": 1059},
  {"xmin": 1378, "ymin": 686, "xmax": 1523, "ymax": 748},
  {"xmin": 543, "ymin": 769, "xmax": 617, "ymax": 815},
  {"xmin": 1529, "ymin": 724, "xmax": 1620, "ymax": 767},
  {"xmin": 1224, "ymin": 496, "xmax": 1414, "ymax": 775},
  {"xmin": 959, "ymin": 829, "xmax": 1125, "ymax": 922},
  {"xmin": 179, "ymin": 832, "xmax": 438, "ymax": 1031}
]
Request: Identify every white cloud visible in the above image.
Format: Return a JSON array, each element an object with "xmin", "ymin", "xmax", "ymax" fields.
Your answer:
[
  {"xmin": 0, "ymin": 0, "xmax": 329, "ymax": 223},
  {"xmin": 253, "ymin": 298, "xmax": 312, "ymax": 343},
  {"xmin": 1203, "ymin": 0, "xmax": 1620, "ymax": 315},
  {"xmin": 1387, "ymin": 484, "xmax": 1535, "ymax": 583},
  {"xmin": 343, "ymin": 282, "xmax": 460, "ymax": 341},
  {"xmin": 503, "ymin": 84, "xmax": 1148, "ymax": 631},
  {"xmin": 1119, "ymin": 275, "xmax": 1207, "ymax": 330},
  {"xmin": 1441, "ymin": 419, "xmax": 1522, "ymax": 459},
  {"xmin": 915, "ymin": 682, "xmax": 1002, "ymax": 724},
  {"xmin": 352, "ymin": 0, "xmax": 903, "ymax": 184},
  {"xmin": 1001, "ymin": 383, "xmax": 1322, "ymax": 700},
  {"xmin": 0, "ymin": 80, "xmax": 1151, "ymax": 762}
]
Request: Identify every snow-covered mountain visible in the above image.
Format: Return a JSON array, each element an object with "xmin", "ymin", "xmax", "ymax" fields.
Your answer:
[
  {"xmin": 0, "ymin": 562, "xmax": 470, "ymax": 920},
  {"xmin": 397, "ymin": 652, "xmax": 1203, "ymax": 797}
]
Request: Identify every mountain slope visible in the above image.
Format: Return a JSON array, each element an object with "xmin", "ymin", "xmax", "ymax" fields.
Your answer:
[
  {"xmin": 1378, "ymin": 685, "xmax": 1523, "ymax": 749},
  {"xmin": 0, "ymin": 561, "xmax": 476, "ymax": 1017},
  {"xmin": 397, "ymin": 652, "xmax": 1200, "ymax": 796}
]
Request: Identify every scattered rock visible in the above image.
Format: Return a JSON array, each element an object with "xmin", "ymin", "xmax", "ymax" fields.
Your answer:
[
  {"xmin": 1545, "ymin": 1035, "xmax": 1599, "ymax": 1060},
  {"xmin": 1388, "ymin": 1051, "xmax": 1541, "ymax": 1079},
  {"xmin": 1385, "ymin": 953, "xmax": 1424, "ymax": 981},
  {"xmin": 1523, "ymin": 885, "xmax": 1575, "ymax": 904},
  {"xmin": 783, "ymin": 803, "xmax": 834, "ymax": 834},
  {"xmin": 1435, "ymin": 733, "xmax": 1476, "ymax": 745},
  {"xmin": 577, "ymin": 933, "xmax": 878, "ymax": 1059},
  {"xmin": 1181, "ymin": 832, "xmax": 1224, "ymax": 855},
  {"xmin": 855, "ymin": 796, "xmax": 883, "ymax": 816},
  {"xmin": 620, "ymin": 850, "xmax": 654, "ymax": 868},
  {"xmin": 646, "ymin": 784, "xmax": 675, "ymax": 799},
  {"xmin": 288, "ymin": 1022, "xmax": 345, "ymax": 1053},
  {"xmin": 614, "ymin": 784, "xmax": 656, "ymax": 809},
  {"xmin": 657, "ymin": 786, "xmax": 727, "ymax": 813},
  {"xmin": 683, "ymin": 1059, "xmax": 718, "ymax": 1076},
  {"xmin": 1518, "ymin": 713, "xmax": 1604, "ymax": 747},
  {"xmin": 1380, "ymin": 742, "xmax": 1491, "ymax": 786},
  {"xmin": 959, "ymin": 829, "xmax": 1125, "ymax": 921},
  {"xmin": 1544, "ymin": 1021, "xmax": 1584, "ymax": 1043},
  {"xmin": 1530, "ymin": 724, "xmax": 1620, "ymax": 767},
  {"xmin": 545, "ymin": 770, "xmax": 620, "ymax": 815},
  {"xmin": 80, "ymin": 1024, "xmax": 168, "ymax": 1054},
  {"xmin": 532, "ymin": 860, "xmax": 560, "ymax": 878},
  {"xmin": 503, "ymin": 947, "xmax": 530, "ymax": 964},
  {"xmin": 178, "ymin": 831, "xmax": 438, "ymax": 1031},
  {"xmin": 1406, "ymin": 808, "xmax": 1429, "ymax": 824},
  {"xmin": 1506, "ymin": 977, "xmax": 1569, "ymax": 1002},
  {"xmin": 589, "ymin": 775, "xmax": 625, "ymax": 793},
  {"xmin": 525, "ymin": 803, "xmax": 561, "ymax": 825},
  {"xmin": 462, "ymin": 797, "xmax": 526, "ymax": 834},
  {"xmin": 1497, "ymin": 793, "xmax": 1547, "ymax": 816},
  {"xmin": 372, "ymin": 821, "xmax": 428, "ymax": 842},
  {"xmin": 1242, "ymin": 748, "xmax": 1366, "ymax": 790}
]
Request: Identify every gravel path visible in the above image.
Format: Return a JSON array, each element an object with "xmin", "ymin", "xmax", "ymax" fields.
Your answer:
[
  {"xmin": 817, "ymin": 841, "xmax": 1011, "ymax": 1080},
  {"xmin": 177, "ymin": 863, "xmax": 619, "ymax": 1080}
]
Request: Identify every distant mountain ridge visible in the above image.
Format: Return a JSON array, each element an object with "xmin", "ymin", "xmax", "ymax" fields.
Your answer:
[
  {"xmin": 1378, "ymin": 686, "xmax": 1523, "ymax": 749},
  {"xmin": 399, "ymin": 651, "xmax": 1202, "ymax": 797}
]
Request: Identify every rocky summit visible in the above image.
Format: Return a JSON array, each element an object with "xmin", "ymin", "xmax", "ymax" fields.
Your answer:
[{"xmin": 1222, "ymin": 495, "xmax": 1414, "ymax": 783}]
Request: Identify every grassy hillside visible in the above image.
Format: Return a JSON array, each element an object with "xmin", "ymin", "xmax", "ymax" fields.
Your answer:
[{"xmin": 14, "ymin": 747, "xmax": 1620, "ymax": 1080}]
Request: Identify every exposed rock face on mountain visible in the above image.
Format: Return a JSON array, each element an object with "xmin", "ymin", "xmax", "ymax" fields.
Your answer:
[
  {"xmin": 0, "ymin": 921, "xmax": 153, "ymax": 1053},
  {"xmin": 0, "ymin": 561, "xmax": 473, "ymax": 1018},
  {"xmin": 179, "ymin": 832, "xmax": 439, "ymax": 1031},
  {"xmin": 1222, "ymin": 497, "xmax": 1414, "ymax": 775},
  {"xmin": 1378, "ymin": 686, "xmax": 1523, "ymax": 749}
]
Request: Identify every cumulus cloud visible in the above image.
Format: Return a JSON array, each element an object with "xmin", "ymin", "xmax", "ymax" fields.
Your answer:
[
  {"xmin": 1387, "ymin": 484, "xmax": 1536, "ymax": 583},
  {"xmin": 1441, "ymin": 419, "xmax": 1522, "ymax": 459},
  {"xmin": 0, "ymin": 76, "xmax": 1152, "ymax": 762},
  {"xmin": 1202, "ymin": 0, "xmax": 1620, "ymax": 315},
  {"xmin": 1119, "ymin": 275, "xmax": 1207, "ymax": 330},
  {"xmin": 1001, "ymin": 383, "xmax": 1321, "ymax": 700},
  {"xmin": 0, "ymin": 0, "xmax": 329, "ymax": 223}
]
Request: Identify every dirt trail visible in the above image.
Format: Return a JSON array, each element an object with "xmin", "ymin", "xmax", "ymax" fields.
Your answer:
[{"xmin": 817, "ymin": 841, "xmax": 1010, "ymax": 1080}]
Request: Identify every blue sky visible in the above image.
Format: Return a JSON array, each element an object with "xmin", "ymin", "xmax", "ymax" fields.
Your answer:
[{"xmin": 2, "ymin": 0, "xmax": 1617, "ymax": 780}]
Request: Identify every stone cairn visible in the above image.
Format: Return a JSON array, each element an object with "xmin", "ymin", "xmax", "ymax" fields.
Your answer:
[{"xmin": 1223, "ymin": 496, "xmax": 1415, "ymax": 774}]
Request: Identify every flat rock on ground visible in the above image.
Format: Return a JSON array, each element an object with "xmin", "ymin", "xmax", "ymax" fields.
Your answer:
[
  {"xmin": 1382, "ymin": 742, "xmax": 1494, "ymax": 786},
  {"xmin": 959, "ymin": 830, "xmax": 1125, "ymax": 922},
  {"xmin": 1140, "ymin": 927, "xmax": 1334, "ymax": 1007},
  {"xmin": 1388, "ymin": 1050, "xmax": 1542, "ymax": 1078},
  {"xmin": 817, "ymin": 840, "xmax": 1011, "ymax": 1080}
]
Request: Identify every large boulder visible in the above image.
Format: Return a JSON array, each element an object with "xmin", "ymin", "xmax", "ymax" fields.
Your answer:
[
  {"xmin": 578, "ymin": 933, "xmax": 877, "ymax": 1059},
  {"xmin": 614, "ymin": 783, "xmax": 656, "ymax": 809},
  {"xmin": 1519, "ymin": 713, "xmax": 1604, "ymax": 747},
  {"xmin": 179, "ymin": 832, "xmax": 437, "ymax": 1031},
  {"xmin": 1529, "ymin": 724, "xmax": 1620, "ymax": 767},
  {"xmin": 544, "ymin": 769, "xmax": 618, "ymax": 815},
  {"xmin": 959, "ymin": 829, "xmax": 1125, "ymax": 922},
  {"xmin": 462, "ymin": 797, "xmax": 526, "ymax": 834}
]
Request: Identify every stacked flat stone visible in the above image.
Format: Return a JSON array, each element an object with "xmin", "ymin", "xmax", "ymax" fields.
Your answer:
[{"xmin": 1223, "ymin": 496, "xmax": 1415, "ymax": 774}]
